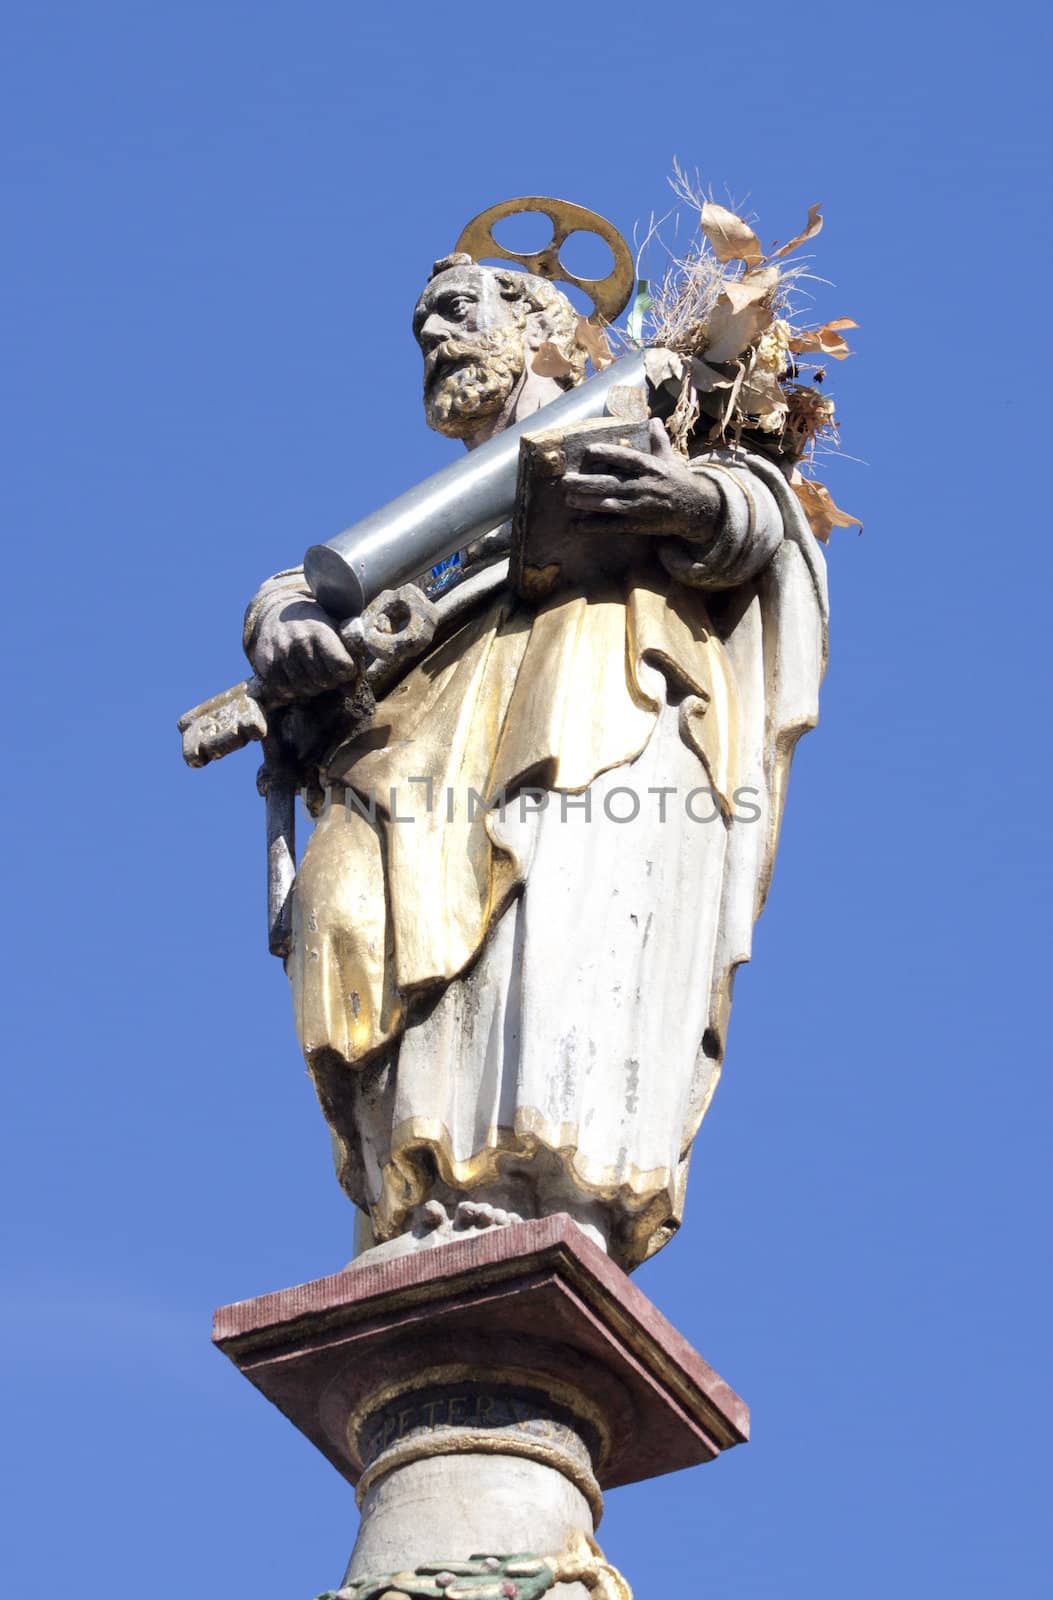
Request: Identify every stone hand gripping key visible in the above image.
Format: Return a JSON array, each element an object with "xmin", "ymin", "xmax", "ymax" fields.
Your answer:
[
  {"xmin": 178, "ymin": 582, "xmax": 438, "ymax": 960},
  {"xmin": 178, "ymin": 584, "xmax": 438, "ymax": 768}
]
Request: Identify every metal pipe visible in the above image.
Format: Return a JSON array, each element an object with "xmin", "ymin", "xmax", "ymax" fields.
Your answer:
[{"xmin": 303, "ymin": 351, "xmax": 649, "ymax": 618}]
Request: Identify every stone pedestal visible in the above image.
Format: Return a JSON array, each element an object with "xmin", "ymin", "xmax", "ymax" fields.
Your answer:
[{"xmin": 213, "ymin": 1214, "xmax": 748, "ymax": 1595}]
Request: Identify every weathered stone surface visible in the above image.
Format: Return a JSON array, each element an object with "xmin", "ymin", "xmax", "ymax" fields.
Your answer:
[{"xmin": 346, "ymin": 1456, "xmax": 592, "ymax": 1588}]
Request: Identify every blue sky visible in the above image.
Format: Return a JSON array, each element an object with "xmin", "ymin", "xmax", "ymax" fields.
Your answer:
[{"xmin": 2, "ymin": 3, "xmax": 1050, "ymax": 1596}]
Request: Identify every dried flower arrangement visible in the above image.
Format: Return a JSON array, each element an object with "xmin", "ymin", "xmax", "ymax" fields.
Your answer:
[
  {"xmin": 555, "ymin": 166, "xmax": 861, "ymax": 544},
  {"xmin": 642, "ymin": 166, "xmax": 860, "ymax": 541}
]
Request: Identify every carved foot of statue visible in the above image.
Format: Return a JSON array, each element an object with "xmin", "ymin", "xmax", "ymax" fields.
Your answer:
[
  {"xmin": 423, "ymin": 1199, "xmax": 525, "ymax": 1233},
  {"xmin": 406, "ymin": 1197, "xmax": 527, "ymax": 1244},
  {"xmin": 346, "ymin": 1199, "xmax": 526, "ymax": 1273}
]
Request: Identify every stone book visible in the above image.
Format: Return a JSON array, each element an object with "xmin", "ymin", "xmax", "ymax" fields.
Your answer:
[{"xmin": 511, "ymin": 413, "xmax": 653, "ymax": 601}]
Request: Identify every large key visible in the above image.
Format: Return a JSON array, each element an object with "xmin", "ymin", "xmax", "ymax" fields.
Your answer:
[{"xmin": 178, "ymin": 584, "xmax": 437, "ymax": 768}]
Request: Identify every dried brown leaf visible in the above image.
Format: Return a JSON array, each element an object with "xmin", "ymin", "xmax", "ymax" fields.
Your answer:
[
  {"xmin": 690, "ymin": 356, "xmax": 736, "ymax": 392},
  {"xmin": 575, "ymin": 315, "xmax": 614, "ymax": 371},
  {"xmin": 788, "ymin": 318, "xmax": 858, "ymax": 360},
  {"xmin": 644, "ymin": 348, "xmax": 685, "ymax": 390},
  {"xmin": 704, "ymin": 298, "xmax": 773, "ymax": 364},
  {"xmin": 769, "ymin": 204, "xmax": 824, "ymax": 261},
  {"xmin": 715, "ymin": 359, "xmax": 748, "ymax": 434},
  {"xmin": 722, "ymin": 266, "xmax": 781, "ymax": 312},
  {"xmin": 738, "ymin": 368, "xmax": 787, "ymax": 418},
  {"xmin": 699, "ymin": 201, "xmax": 764, "ymax": 267},
  {"xmin": 790, "ymin": 473, "xmax": 862, "ymax": 542},
  {"xmin": 532, "ymin": 341, "xmax": 575, "ymax": 379}
]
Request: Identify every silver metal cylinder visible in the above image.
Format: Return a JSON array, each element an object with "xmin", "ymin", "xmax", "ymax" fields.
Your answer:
[{"xmin": 303, "ymin": 351, "xmax": 649, "ymax": 618}]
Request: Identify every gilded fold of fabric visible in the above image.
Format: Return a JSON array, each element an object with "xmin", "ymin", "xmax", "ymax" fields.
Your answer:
[{"xmin": 289, "ymin": 571, "xmax": 730, "ymax": 1067}]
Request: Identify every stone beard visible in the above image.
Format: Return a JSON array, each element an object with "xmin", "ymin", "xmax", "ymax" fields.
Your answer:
[
  {"xmin": 247, "ymin": 261, "xmax": 828, "ymax": 1272},
  {"xmin": 423, "ymin": 324, "xmax": 524, "ymax": 437},
  {"xmin": 417, "ymin": 256, "xmax": 585, "ymax": 441}
]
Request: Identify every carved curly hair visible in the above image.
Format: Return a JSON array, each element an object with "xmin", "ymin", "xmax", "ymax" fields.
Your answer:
[{"xmin": 428, "ymin": 253, "xmax": 587, "ymax": 389}]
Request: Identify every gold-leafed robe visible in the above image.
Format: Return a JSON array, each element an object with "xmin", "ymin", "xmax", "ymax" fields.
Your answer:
[{"xmin": 290, "ymin": 570, "xmax": 733, "ymax": 1070}]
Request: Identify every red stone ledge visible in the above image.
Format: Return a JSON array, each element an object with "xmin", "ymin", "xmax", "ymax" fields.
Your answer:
[{"xmin": 213, "ymin": 1213, "xmax": 748, "ymax": 1489}]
